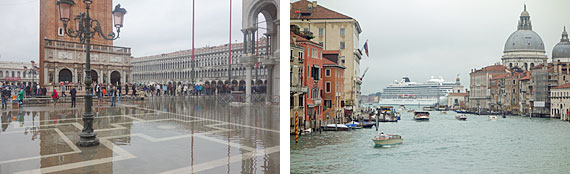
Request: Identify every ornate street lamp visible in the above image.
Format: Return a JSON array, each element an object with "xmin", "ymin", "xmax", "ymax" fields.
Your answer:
[{"xmin": 57, "ymin": 0, "xmax": 127, "ymax": 147}]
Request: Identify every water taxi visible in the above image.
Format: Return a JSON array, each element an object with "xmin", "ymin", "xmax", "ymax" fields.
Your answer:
[
  {"xmin": 372, "ymin": 133, "xmax": 403, "ymax": 147},
  {"xmin": 489, "ymin": 115, "xmax": 498, "ymax": 121},
  {"xmin": 455, "ymin": 114, "xmax": 467, "ymax": 120},
  {"xmin": 414, "ymin": 111, "xmax": 430, "ymax": 121}
]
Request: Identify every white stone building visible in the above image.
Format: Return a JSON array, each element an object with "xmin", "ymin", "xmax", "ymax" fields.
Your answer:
[
  {"xmin": 132, "ymin": 40, "xmax": 270, "ymax": 87},
  {"xmin": 0, "ymin": 61, "xmax": 40, "ymax": 85},
  {"xmin": 550, "ymin": 83, "xmax": 570, "ymax": 120}
]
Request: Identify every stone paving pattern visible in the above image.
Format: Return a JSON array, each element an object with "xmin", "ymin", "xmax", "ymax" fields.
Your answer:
[{"xmin": 0, "ymin": 97, "xmax": 279, "ymax": 174}]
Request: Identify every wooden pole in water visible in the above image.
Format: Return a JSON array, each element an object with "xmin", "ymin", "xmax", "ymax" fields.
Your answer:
[{"xmin": 295, "ymin": 112, "xmax": 299, "ymax": 143}]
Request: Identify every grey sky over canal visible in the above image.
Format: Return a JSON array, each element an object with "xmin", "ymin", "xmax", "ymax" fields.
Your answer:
[
  {"xmin": 292, "ymin": 0, "xmax": 570, "ymax": 94},
  {"xmin": 0, "ymin": 0, "xmax": 260, "ymax": 61}
]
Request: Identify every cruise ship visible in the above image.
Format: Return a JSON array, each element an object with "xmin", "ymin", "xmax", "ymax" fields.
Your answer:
[{"xmin": 378, "ymin": 76, "xmax": 462, "ymax": 106}]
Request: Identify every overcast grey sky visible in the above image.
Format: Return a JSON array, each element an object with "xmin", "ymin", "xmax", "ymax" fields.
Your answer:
[
  {"xmin": 0, "ymin": 0, "xmax": 268, "ymax": 61},
  {"xmin": 292, "ymin": 0, "xmax": 570, "ymax": 95}
]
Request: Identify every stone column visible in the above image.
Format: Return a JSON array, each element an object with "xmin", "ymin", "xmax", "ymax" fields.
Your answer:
[
  {"xmin": 245, "ymin": 65, "xmax": 252, "ymax": 104},
  {"xmin": 265, "ymin": 64, "xmax": 274, "ymax": 103},
  {"xmin": 73, "ymin": 68, "xmax": 78, "ymax": 83},
  {"xmin": 54, "ymin": 67, "xmax": 59, "ymax": 84}
]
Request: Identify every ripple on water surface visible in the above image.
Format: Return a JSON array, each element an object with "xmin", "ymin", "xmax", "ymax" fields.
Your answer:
[{"xmin": 291, "ymin": 111, "xmax": 570, "ymax": 174}]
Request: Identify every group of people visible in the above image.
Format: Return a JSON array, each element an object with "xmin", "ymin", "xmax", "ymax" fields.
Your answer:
[{"xmin": 0, "ymin": 86, "xmax": 25, "ymax": 109}]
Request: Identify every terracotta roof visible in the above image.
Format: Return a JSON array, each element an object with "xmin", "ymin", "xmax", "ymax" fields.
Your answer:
[
  {"xmin": 491, "ymin": 74, "xmax": 508, "ymax": 80},
  {"xmin": 290, "ymin": 0, "xmax": 353, "ymax": 20},
  {"xmin": 473, "ymin": 65, "xmax": 506, "ymax": 73},
  {"xmin": 323, "ymin": 58, "xmax": 335, "ymax": 65},
  {"xmin": 291, "ymin": 31, "xmax": 309, "ymax": 42},
  {"xmin": 553, "ymin": 83, "xmax": 570, "ymax": 89}
]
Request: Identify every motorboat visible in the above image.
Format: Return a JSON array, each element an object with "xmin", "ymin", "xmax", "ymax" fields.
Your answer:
[
  {"xmin": 455, "ymin": 110, "xmax": 468, "ymax": 114},
  {"xmin": 407, "ymin": 109, "xmax": 415, "ymax": 112},
  {"xmin": 414, "ymin": 111, "xmax": 430, "ymax": 121},
  {"xmin": 489, "ymin": 115, "xmax": 498, "ymax": 121},
  {"xmin": 376, "ymin": 106, "xmax": 399, "ymax": 122},
  {"xmin": 423, "ymin": 106, "xmax": 435, "ymax": 111},
  {"xmin": 322, "ymin": 124, "xmax": 352, "ymax": 131},
  {"xmin": 345, "ymin": 121, "xmax": 362, "ymax": 129},
  {"xmin": 372, "ymin": 133, "xmax": 403, "ymax": 147},
  {"xmin": 441, "ymin": 111, "xmax": 447, "ymax": 114},
  {"xmin": 455, "ymin": 114, "xmax": 467, "ymax": 120}
]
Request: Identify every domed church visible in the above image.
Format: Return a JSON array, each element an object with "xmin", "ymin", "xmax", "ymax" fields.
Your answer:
[
  {"xmin": 501, "ymin": 5, "xmax": 547, "ymax": 70},
  {"xmin": 552, "ymin": 27, "xmax": 570, "ymax": 84}
]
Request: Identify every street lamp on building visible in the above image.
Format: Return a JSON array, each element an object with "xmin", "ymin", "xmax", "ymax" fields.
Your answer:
[{"xmin": 57, "ymin": 0, "xmax": 127, "ymax": 147}]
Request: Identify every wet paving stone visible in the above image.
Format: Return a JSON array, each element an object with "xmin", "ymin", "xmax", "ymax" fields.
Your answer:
[{"xmin": 0, "ymin": 97, "xmax": 279, "ymax": 174}]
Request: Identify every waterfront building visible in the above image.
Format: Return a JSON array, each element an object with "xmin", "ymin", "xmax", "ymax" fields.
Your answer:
[
  {"xmin": 489, "ymin": 74, "xmax": 507, "ymax": 112},
  {"xmin": 530, "ymin": 64, "xmax": 557, "ymax": 117},
  {"xmin": 501, "ymin": 5, "xmax": 547, "ymax": 70},
  {"xmin": 132, "ymin": 40, "xmax": 269, "ymax": 88},
  {"xmin": 322, "ymin": 50, "xmax": 345, "ymax": 124},
  {"xmin": 290, "ymin": 0, "xmax": 364, "ymax": 119},
  {"xmin": 39, "ymin": 0, "xmax": 132, "ymax": 89},
  {"xmin": 0, "ymin": 61, "xmax": 40, "ymax": 86},
  {"xmin": 293, "ymin": 30, "xmax": 324, "ymax": 130},
  {"xmin": 469, "ymin": 65, "xmax": 507, "ymax": 112},
  {"xmin": 503, "ymin": 70, "xmax": 523, "ymax": 114},
  {"xmin": 550, "ymin": 83, "xmax": 570, "ymax": 120},
  {"xmin": 290, "ymin": 31, "xmax": 307, "ymax": 133},
  {"xmin": 447, "ymin": 92, "xmax": 469, "ymax": 110}
]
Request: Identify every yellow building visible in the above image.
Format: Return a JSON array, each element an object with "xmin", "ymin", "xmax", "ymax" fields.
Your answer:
[
  {"xmin": 290, "ymin": 0, "xmax": 363, "ymax": 118},
  {"xmin": 290, "ymin": 31, "xmax": 308, "ymax": 133}
]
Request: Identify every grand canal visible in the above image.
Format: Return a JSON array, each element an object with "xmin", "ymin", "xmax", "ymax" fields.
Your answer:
[{"xmin": 290, "ymin": 108, "xmax": 570, "ymax": 174}]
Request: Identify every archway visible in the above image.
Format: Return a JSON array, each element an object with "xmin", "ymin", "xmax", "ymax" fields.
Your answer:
[
  {"xmin": 58, "ymin": 69, "xmax": 72, "ymax": 83},
  {"xmin": 90, "ymin": 70, "xmax": 98, "ymax": 84},
  {"xmin": 111, "ymin": 71, "xmax": 121, "ymax": 86}
]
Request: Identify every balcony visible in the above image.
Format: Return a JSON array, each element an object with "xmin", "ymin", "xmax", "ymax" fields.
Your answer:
[{"xmin": 45, "ymin": 39, "xmax": 131, "ymax": 55}]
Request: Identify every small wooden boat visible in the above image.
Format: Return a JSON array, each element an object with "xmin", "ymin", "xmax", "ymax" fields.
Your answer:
[
  {"xmin": 414, "ymin": 111, "xmax": 430, "ymax": 121},
  {"xmin": 455, "ymin": 114, "xmax": 467, "ymax": 120},
  {"xmin": 489, "ymin": 115, "xmax": 498, "ymax": 121},
  {"xmin": 372, "ymin": 133, "xmax": 403, "ymax": 147}
]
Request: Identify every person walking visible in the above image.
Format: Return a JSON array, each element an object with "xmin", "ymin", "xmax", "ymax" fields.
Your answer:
[
  {"xmin": 125, "ymin": 83, "xmax": 129, "ymax": 96},
  {"xmin": 51, "ymin": 89, "xmax": 59, "ymax": 107},
  {"xmin": 1, "ymin": 87, "xmax": 9, "ymax": 109},
  {"xmin": 110, "ymin": 86, "xmax": 117, "ymax": 107},
  {"xmin": 17, "ymin": 88, "xmax": 24, "ymax": 108},
  {"xmin": 132, "ymin": 84, "xmax": 137, "ymax": 97},
  {"xmin": 70, "ymin": 87, "xmax": 77, "ymax": 108}
]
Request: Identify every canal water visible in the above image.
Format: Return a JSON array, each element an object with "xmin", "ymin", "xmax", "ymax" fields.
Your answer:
[{"xmin": 290, "ymin": 109, "xmax": 570, "ymax": 174}]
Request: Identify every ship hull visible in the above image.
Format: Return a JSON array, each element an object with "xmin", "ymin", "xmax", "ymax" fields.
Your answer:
[{"xmin": 378, "ymin": 98, "xmax": 438, "ymax": 105}]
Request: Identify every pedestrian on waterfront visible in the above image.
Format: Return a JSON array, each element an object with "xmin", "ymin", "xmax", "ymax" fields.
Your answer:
[
  {"xmin": 110, "ymin": 86, "xmax": 117, "ymax": 107},
  {"xmin": 51, "ymin": 89, "xmax": 59, "ymax": 107},
  {"xmin": 70, "ymin": 87, "xmax": 77, "ymax": 108}
]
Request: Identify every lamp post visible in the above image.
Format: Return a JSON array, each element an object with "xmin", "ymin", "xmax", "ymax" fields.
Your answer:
[
  {"xmin": 23, "ymin": 61, "xmax": 39, "ymax": 96},
  {"xmin": 57, "ymin": 0, "xmax": 127, "ymax": 147}
]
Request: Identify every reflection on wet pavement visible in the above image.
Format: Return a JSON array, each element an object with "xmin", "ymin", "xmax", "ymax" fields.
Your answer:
[{"xmin": 0, "ymin": 97, "xmax": 279, "ymax": 174}]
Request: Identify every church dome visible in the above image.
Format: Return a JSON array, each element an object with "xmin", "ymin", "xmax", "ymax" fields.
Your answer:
[
  {"xmin": 553, "ymin": 27, "xmax": 570, "ymax": 59},
  {"xmin": 504, "ymin": 30, "xmax": 545, "ymax": 52}
]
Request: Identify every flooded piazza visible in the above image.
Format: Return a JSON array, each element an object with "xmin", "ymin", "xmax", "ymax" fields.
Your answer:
[{"xmin": 0, "ymin": 97, "xmax": 279, "ymax": 174}]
